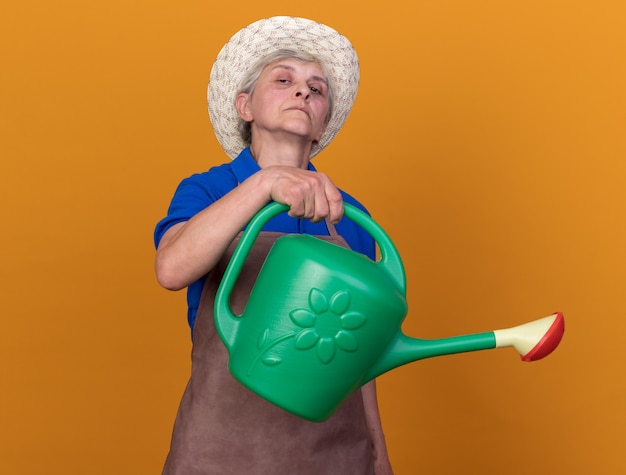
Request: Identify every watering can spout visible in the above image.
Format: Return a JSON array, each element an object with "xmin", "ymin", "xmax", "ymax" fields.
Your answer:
[
  {"xmin": 494, "ymin": 312, "xmax": 565, "ymax": 362},
  {"xmin": 364, "ymin": 312, "xmax": 565, "ymax": 382},
  {"xmin": 364, "ymin": 330, "xmax": 497, "ymax": 382}
]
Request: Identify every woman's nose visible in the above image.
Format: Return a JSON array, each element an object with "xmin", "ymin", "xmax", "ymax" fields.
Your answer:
[{"xmin": 294, "ymin": 85, "xmax": 310, "ymax": 99}]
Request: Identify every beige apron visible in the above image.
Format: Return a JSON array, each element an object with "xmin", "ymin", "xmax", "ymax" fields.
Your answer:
[{"xmin": 163, "ymin": 226, "xmax": 374, "ymax": 475}]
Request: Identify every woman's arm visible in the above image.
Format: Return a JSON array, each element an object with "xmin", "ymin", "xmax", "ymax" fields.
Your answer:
[
  {"xmin": 155, "ymin": 166, "xmax": 343, "ymax": 290},
  {"xmin": 155, "ymin": 170, "xmax": 270, "ymax": 290},
  {"xmin": 362, "ymin": 380, "xmax": 394, "ymax": 475}
]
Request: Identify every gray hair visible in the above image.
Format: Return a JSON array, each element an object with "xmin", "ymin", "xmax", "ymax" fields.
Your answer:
[{"xmin": 235, "ymin": 49, "xmax": 335, "ymax": 147}]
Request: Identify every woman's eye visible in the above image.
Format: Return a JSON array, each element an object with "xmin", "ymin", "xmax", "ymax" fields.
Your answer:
[{"xmin": 310, "ymin": 86, "xmax": 320, "ymax": 94}]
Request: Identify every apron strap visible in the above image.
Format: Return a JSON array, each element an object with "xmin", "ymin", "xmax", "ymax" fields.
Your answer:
[{"xmin": 324, "ymin": 217, "xmax": 340, "ymax": 238}]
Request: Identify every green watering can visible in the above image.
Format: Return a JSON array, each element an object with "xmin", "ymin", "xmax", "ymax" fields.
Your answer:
[{"xmin": 215, "ymin": 203, "xmax": 565, "ymax": 422}]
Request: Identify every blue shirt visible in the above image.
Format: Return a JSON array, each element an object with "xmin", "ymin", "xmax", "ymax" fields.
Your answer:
[{"xmin": 154, "ymin": 148, "xmax": 375, "ymax": 330}]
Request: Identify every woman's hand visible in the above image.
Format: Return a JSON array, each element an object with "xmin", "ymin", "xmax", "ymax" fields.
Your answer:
[{"xmin": 261, "ymin": 165, "xmax": 344, "ymax": 224}]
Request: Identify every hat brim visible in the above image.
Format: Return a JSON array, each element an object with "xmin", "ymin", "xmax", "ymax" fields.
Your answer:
[{"xmin": 208, "ymin": 16, "xmax": 359, "ymax": 159}]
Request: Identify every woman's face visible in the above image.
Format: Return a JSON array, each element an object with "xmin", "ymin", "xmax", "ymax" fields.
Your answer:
[{"xmin": 238, "ymin": 59, "xmax": 330, "ymax": 145}]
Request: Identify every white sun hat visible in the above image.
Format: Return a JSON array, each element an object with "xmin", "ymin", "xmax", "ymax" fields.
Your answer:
[{"xmin": 208, "ymin": 16, "xmax": 360, "ymax": 159}]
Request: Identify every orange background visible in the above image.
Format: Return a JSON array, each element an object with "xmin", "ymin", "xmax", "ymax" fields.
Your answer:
[{"xmin": 2, "ymin": 1, "xmax": 625, "ymax": 474}]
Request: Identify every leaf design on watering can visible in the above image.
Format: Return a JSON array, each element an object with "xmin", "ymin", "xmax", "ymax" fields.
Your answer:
[
  {"xmin": 289, "ymin": 288, "xmax": 367, "ymax": 364},
  {"xmin": 248, "ymin": 330, "xmax": 297, "ymax": 375},
  {"xmin": 258, "ymin": 328, "xmax": 270, "ymax": 349},
  {"xmin": 261, "ymin": 355, "xmax": 282, "ymax": 366}
]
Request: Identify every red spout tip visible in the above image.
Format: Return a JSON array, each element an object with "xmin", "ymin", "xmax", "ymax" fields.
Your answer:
[{"xmin": 521, "ymin": 312, "xmax": 565, "ymax": 362}]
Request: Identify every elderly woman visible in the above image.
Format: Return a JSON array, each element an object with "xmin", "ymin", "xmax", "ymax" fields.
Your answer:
[{"xmin": 154, "ymin": 17, "xmax": 393, "ymax": 475}]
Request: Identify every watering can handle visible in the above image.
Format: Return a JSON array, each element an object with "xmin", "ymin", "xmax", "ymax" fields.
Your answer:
[{"xmin": 214, "ymin": 202, "xmax": 406, "ymax": 349}]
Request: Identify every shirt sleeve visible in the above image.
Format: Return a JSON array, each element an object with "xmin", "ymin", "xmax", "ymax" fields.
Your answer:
[{"xmin": 153, "ymin": 166, "xmax": 238, "ymax": 248}]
